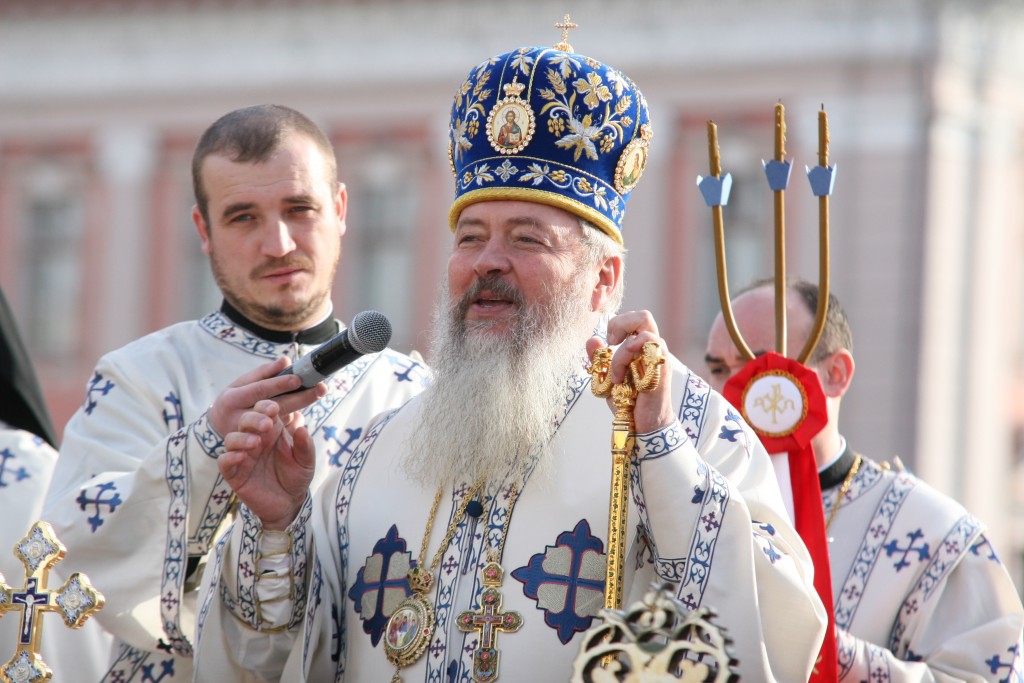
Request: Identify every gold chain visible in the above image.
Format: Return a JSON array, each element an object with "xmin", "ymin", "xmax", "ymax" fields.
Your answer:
[
  {"xmin": 414, "ymin": 480, "xmax": 484, "ymax": 588},
  {"xmin": 825, "ymin": 455, "xmax": 862, "ymax": 533},
  {"xmin": 489, "ymin": 483, "xmax": 520, "ymax": 563}
]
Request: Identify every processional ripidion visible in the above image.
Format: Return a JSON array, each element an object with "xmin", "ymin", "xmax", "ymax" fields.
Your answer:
[
  {"xmin": 577, "ymin": 103, "xmax": 838, "ymax": 681},
  {"xmin": 0, "ymin": 521, "xmax": 104, "ymax": 682},
  {"xmin": 700, "ymin": 103, "xmax": 839, "ymax": 683}
]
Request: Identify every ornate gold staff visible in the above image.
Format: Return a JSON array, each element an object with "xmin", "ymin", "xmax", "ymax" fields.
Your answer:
[{"xmin": 588, "ymin": 342, "xmax": 664, "ymax": 612}]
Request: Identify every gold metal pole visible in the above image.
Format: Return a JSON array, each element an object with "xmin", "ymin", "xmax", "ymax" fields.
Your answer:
[
  {"xmin": 773, "ymin": 102, "xmax": 788, "ymax": 355},
  {"xmin": 798, "ymin": 106, "xmax": 832, "ymax": 364},
  {"xmin": 708, "ymin": 121, "xmax": 754, "ymax": 361}
]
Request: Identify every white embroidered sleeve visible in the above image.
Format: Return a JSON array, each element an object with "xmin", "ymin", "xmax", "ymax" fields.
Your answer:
[{"xmin": 633, "ymin": 416, "xmax": 826, "ymax": 682}]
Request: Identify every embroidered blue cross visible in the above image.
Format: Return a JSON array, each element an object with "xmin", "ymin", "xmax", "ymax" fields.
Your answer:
[
  {"xmin": 985, "ymin": 644, "xmax": 1021, "ymax": 682},
  {"xmin": 162, "ymin": 392, "xmax": 184, "ymax": 431},
  {"xmin": 429, "ymin": 634, "xmax": 446, "ymax": 660},
  {"xmin": 757, "ymin": 536, "xmax": 782, "ymax": 564},
  {"xmin": 161, "ymin": 590, "xmax": 179, "ymax": 613},
  {"xmin": 691, "ymin": 482, "xmax": 705, "ymax": 504},
  {"xmin": 971, "ymin": 535, "xmax": 999, "ymax": 562},
  {"xmin": 717, "ymin": 410, "xmax": 747, "ymax": 444},
  {"xmin": 754, "ymin": 521, "xmax": 782, "ymax": 563},
  {"xmin": 869, "ymin": 663, "xmax": 889, "ymax": 682},
  {"xmin": 388, "ymin": 355, "xmax": 425, "ymax": 383},
  {"xmin": 169, "ymin": 507, "xmax": 185, "ymax": 530},
  {"xmin": 347, "ymin": 525, "xmax": 415, "ymax": 646},
  {"xmin": 0, "ymin": 449, "xmax": 30, "ymax": 488},
  {"xmin": 441, "ymin": 555, "xmax": 459, "ymax": 578},
  {"xmin": 211, "ymin": 488, "xmax": 232, "ymax": 507},
  {"xmin": 882, "ymin": 529, "xmax": 930, "ymax": 571},
  {"xmin": 76, "ymin": 482, "xmax": 123, "ymax": 532},
  {"xmin": 701, "ymin": 511, "xmax": 720, "ymax": 533},
  {"xmin": 140, "ymin": 659, "xmax": 175, "ymax": 682},
  {"xmin": 718, "ymin": 424, "xmax": 745, "ymax": 443},
  {"xmin": 322, "ymin": 425, "xmax": 363, "ymax": 468},
  {"xmin": 511, "ymin": 519, "xmax": 605, "ymax": 644},
  {"xmin": 84, "ymin": 372, "xmax": 115, "ymax": 415}
]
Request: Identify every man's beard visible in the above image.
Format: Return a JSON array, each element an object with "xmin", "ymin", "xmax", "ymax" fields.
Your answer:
[
  {"xmin": 209, "ymin": 249, "xmax": 329, "ymax": 329},
  {"xmin": 403, "ymin": 273, "xmax": 596, "ymax": 490}
]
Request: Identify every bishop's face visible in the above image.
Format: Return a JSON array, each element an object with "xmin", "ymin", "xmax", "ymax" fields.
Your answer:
[
  {"xmin": 192, "ymin": 132, "xmax": 346, "ymax": 331},
  {"xmin": 447, "ymin": 200, "xmax": 600, "ymax": 341}
]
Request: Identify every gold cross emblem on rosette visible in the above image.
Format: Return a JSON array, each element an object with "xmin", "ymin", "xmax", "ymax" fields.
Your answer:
[{"xmin": 0, "ymin": 521, "xmax": 105, "ymax": 683}]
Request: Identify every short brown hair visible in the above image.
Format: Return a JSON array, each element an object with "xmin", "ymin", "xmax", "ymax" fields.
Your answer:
[
  {"xmin": 192, "ymin": 104, "xmax": 337, "ymax": 223},
  {"xmin": 740, "ymin": 276, "xmax": 852, "ymax": 363}
]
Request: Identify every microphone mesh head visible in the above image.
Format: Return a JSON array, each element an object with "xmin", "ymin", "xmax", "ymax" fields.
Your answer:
[{"xmin": 348, "ymin": 310, "xmax": 392, "ymax": 354}]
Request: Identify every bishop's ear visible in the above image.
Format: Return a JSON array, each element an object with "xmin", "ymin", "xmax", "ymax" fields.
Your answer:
[
  {"xmin": 819, "ymin": 348, "xmax": 855, "ymax": 399},
  {"xmin": 590, "ymin": 254, "xmax": 623, "ymax": 313}
]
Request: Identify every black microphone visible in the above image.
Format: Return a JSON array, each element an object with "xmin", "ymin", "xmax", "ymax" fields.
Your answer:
[{"xmin": 277, "ymin": 310, "xmax": 392, "ymax": 389}]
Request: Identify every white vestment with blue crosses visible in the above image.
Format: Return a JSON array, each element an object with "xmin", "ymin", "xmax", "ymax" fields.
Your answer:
[
  {"xmin": 41, "ymin": 309, "xmax": 428, "ymax": 683},
  {"xmin": 825, "ymin": 453, "xmax": 1024, "ymax": 681},
  {"xmin": 196, "ymin": 357, "xmax": 828, "ymax": 683}
]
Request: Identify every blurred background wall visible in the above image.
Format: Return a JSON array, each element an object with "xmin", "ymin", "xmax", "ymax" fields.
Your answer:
[{"xmin": 1, "ymin": 0, "xmax": 1023, "ymax": 586}]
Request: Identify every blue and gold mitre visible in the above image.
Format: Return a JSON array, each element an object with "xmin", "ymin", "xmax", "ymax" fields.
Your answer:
[{"xmin": 447, "ymin": 32, "xmax": 653, "ymax": 245}]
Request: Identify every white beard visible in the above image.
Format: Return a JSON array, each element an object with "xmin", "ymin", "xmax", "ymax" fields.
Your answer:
[{"xmin": 403, "ymin": 273, "xmax": 596, "ymax": 491}]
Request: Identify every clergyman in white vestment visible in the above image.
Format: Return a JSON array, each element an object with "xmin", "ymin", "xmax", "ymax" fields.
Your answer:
[
  {"xmin": 705, "ymin": 278, "xmax": 1024, "ymax": 681},
  {"xmin": 41, "ymin": 106, "xmax": 428, "ymax": 683},
  {"xmin": 194, "ymin": 37, "xmax": 827, "ymax": 683}
]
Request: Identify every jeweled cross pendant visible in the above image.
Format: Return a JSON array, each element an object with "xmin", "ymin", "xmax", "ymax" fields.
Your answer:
[
  {"xmin": 456, "ymin": 561, "xmax": 522, "ymax": 683},
  {"xmin": 0, "ymin": 521, "xmax": 105, "ymax": 682}
]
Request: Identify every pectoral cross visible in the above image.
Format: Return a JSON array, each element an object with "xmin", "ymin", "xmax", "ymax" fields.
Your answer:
[
  {"xmin": 456, "ymin": 561, "xmax": 522, "ymax": 683},
  {"xmin": 0, "ymin": 521, "xmax": 105, "ymax": 682}
]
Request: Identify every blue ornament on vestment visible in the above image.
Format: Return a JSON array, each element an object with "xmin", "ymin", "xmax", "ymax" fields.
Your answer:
[
  {"xmin": 348, "ymin": 524, "xmax": 416, "ymax": 646},
  {"xmin": 511, "ymin": 519, "xmax": 605, "ymax": 644}
]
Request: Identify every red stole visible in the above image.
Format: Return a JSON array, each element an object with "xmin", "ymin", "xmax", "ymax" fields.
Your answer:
[{"xmin": 723, "ymin": 352, "xmax": 836, "ymax": 683}]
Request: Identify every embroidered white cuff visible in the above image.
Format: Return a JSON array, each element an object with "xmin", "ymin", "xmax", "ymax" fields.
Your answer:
[{"xmin": 225, "ymin": 495, "xmax": 312, "ymax": 632}]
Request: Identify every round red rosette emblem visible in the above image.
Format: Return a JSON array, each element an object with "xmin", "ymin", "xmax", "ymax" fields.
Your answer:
[{"xmin": 722, "ymin": 351, "xmax": 828, "ymax": 453}]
